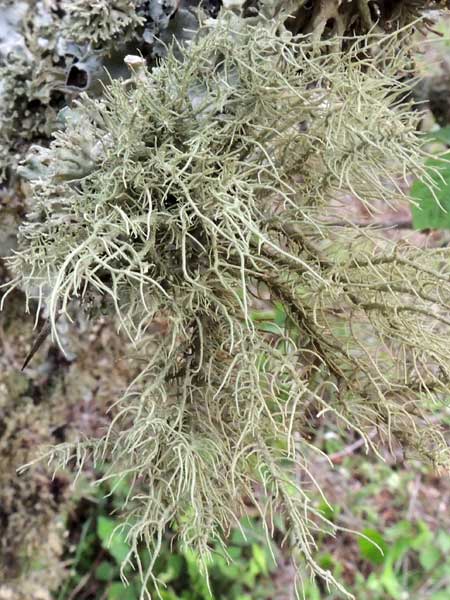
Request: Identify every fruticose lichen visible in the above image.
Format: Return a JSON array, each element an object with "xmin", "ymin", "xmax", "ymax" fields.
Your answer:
[
  {"xmin": 2, "ymin": 0, "xmax": 449, "ymax": 181},
  {"xmin": 6, "ymin": 4, "xmax": 450, "ymax": 595}
]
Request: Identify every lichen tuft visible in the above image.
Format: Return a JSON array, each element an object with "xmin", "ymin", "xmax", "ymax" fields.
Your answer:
[{"xmin": 6, "ymin": 12, "xmax": 450, "ymax": 598}]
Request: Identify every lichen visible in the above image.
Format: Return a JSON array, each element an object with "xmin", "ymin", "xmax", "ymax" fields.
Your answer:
[
  {"xmin": 6, "ymin": 9, "xmax": 450, "ymax": 597},
  {"xmin": 60, "ymin": 0, "xmax": 145, "ymax": 46},
  {"xmin": 2, "ymin": 0, "xmax": 448, "ymax": 180},
  {"xmin": 0, "ymin": 0, "xmax": 199, "ymax": 180}
]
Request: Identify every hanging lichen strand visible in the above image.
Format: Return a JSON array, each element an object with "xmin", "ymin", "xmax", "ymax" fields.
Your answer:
[{"xmin": 6, "ymin": 11, "xmax": 450, "ymax": 598}]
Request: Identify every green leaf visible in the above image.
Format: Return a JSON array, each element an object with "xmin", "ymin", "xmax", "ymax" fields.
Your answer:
[
  {"xmin": 274, "ymin": 302, "xmax": 287, "ymax": 326},
  {"xmin": 159, "ymin": 554, "xmax": 184, "ymax": 584},
  {"xmin": 428, "ymin": 126, "xmax": 450, "ymax": 145},
  {"xmin": 419, "ymin": 545, "xmax": 441, "ymax": 571},
  {"xmin": 95, "ymin": 560, "xmax": 117, "ymax": 582},
  {"xmin": 250, "ymin": 309, "xmax": 276, "ymax": 322},
  {"xmin": 227, "ymin": 545, "xmax": 242, "ymax": 560},
  {"xmin": 410, "ymin": 521, "xmax": 433, "ymax": 550},
  {"xmin": 251, "ymin": 543, "xmax": 268, "ymax": 576},
  {"xmin": 317, "ymin": 501, "xmax": 336, "ymax": 522},
  {"xmin": 107, "ymin": 582, "xmax": 137, "ymax": 600},
  {"xmin": 254, "ymin": 321, "xmax": 284, "ymax": 335},
  {"xmin": 97, "ymin": 516, "xmax": 131, "ymax": 565},
  {"xmin": 214, "ymin": 554, "xmax": 242, "ymax": 580},
  {"xmin": 318, "ymin": 553, "xmax": 335, "ymax": 571},
  {"xmin": 366, "ymin": 572, "xmax": 384, "ymax": 593},
  {"xmin": 183, "ymin": 548, "xmax": 212, "ymax": 599},
  {"xmin": 380, "ymin": 564, "xmax": 403, "ymax": 599},
  {"xmin": 161, "ymin": 592, "xmax": 182, "ymax": 600},
  {"xmin": 431, "ymin": 592, "xmax": 450, "ymax": 600},
  {"xmin": 437, "ymin": 530, "xmax": 450, "ymax": 553},
  {"xmin": 411, "ymin": 154, "xmax": 450, "ymax": 230},
  {"xmin": 230, "ymin": 517, "xmax": 265, "ymax": 546},
  {"xmin": 358, "ymin": 529, "xmax": 388, "ymax": 565},
  {"xmin": 300, "ymin": 583, "xmax": 321, "ymax": 600},
  {"xmin": 387, "ymin": 538, "xmax": 412, "ymax": 565},
  {"xmin": 386, "ymin": 519, "xmax": 413, "ymax": 540}
]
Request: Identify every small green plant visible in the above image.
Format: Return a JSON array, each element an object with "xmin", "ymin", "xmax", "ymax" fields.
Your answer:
[
  {"xmin": 355, "ymin": 520, "xmax": 450, "ymax": 599},
  {"xmin": 301, "ymin": 518, "xmax": 450, "ymax": 599},
  {"xmin": 411, "ymin": 127, "xmax": 450, "ymax": 229},
  {"xmin": 58, "ymin": 473, "xmax": 278, "ymax": 600}
]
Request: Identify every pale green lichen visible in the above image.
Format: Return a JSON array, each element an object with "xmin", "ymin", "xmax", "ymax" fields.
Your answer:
[
  {"xmin": 1, "ymin": 0, "xmax": 448, "ymax": 179},
  {"xmin": 8, "ymin": 12, "xmax": 450, "ymax": 597},
  {"xmin": 60, "ymin": 0, "xmax": 146, "ymax": 46}
]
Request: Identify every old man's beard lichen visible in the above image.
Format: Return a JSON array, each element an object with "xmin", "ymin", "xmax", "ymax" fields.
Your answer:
[{"xmin": 6, "ymin": 11, "xmax": 450, "ymax": 597}]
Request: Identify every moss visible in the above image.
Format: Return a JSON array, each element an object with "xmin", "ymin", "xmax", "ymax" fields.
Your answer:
[{"xmin": 0, "ymin": 263, "xmax": 136, "ymax": 596}]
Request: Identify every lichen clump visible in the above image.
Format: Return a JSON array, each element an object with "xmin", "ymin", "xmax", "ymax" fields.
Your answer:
[
  {"xmin": 0, "ymin": 0, "xmax": 196, "ymax": 180},
  {"xmin": 60, "ymin": 0, "xmax": 145, "ymax": 45},
  {"xmin": 6, "ymin": 11, "xmax": 450, "ymax": 598}
]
